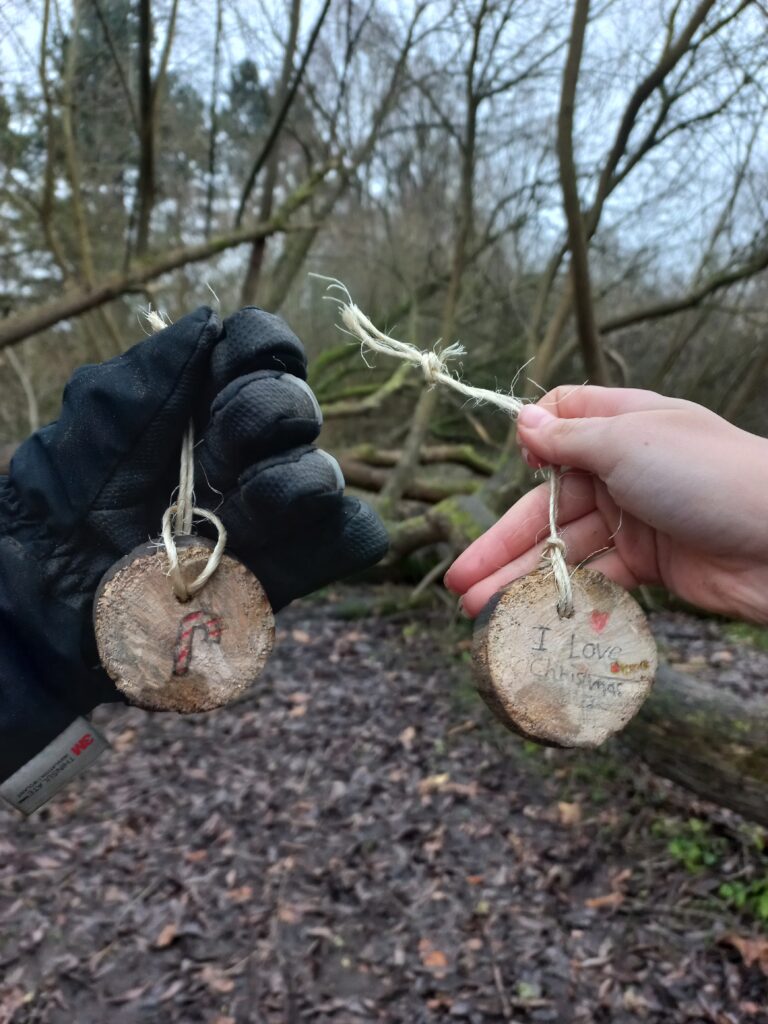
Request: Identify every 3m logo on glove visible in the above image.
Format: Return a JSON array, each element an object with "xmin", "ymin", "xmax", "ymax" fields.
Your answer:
[
  {"xmin": 173, "ymin": 610, "xmax": 224, "ymax": 676},
  {"xmin": 71, "ymin": 732, "xmax": 94, "ymax": 756}
]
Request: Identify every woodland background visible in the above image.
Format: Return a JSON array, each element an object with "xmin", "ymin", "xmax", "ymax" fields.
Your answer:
[{"xmin": 2, "ymin": 2, "xmax": 768, "ymax": 1022}]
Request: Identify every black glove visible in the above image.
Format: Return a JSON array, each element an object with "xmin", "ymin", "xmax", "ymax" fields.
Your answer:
[{"xmin": 0, "ymin": 306, "xmax": 388, "ymax": 809}]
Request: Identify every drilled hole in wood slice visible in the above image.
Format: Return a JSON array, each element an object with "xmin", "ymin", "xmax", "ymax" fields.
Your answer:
[
  {"xmin": 472, "ymin": 567, "xmax": 657, "ymax": 749},
  {"xmin": 94, "ymin": 538, "xmax": 274, "ymax": 713}
]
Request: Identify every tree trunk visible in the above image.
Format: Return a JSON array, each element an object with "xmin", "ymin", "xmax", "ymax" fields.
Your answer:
[
  {"xmin": 204, "ymin": 0, "xmax": 224, "ymax": 239},
  {"xmin": 556, "ymin": 0, "xmax": 608, "ymax": 384},
  {"xmin": 379, "ymin": 385, "xmax": 439, "ymax": 515},
  {"xmin": 623, "ymin": 663, "xmax": 768, "ymax": 827},
  {"xmin": 0, "ymin": 167, "xmax": 329, "ymax": 349},
  {"xmin": 136, "ymin": 0, "xmax": 155, "ymax": 257},
  {"xmin": 239, "ymin": 0, "xmax": 302, "ymax": 304}
]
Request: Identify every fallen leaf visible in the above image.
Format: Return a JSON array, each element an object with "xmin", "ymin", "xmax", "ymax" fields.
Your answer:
[
  {"xmin": 399, "ymin": 725, "xmax": 416, "ymax": 749},
  {"xmin": 278, "ymin": 903, "xmax": 302, "ymax": 924},
  {"xmin": 739, "ymin": 1001, "xmax": 763, "ymax": 1015},
  {"xmin": 155, "ymin": 923, "xmax": 178, "ymax": 949},
  {"xmin": 445, "ymin": 781, "xmax": 479, "ymax": 798},
  {"xmin": 418, "ymin": 773, "xmax": 450, "ymax": 795},
  {"xmin": 586, "ymin": 867, "xmax": 631, "ymax": 910},
  {"xmin": 558, "ymin": 801, "xmax": 582, "ymax": 826},
  {"xmin": 515, "ymin": 980, "xmax": 542, "ymax": 1000},
  {"xmin": 113, "ymin": 728, "xmax": 137, "ymax": 752},
  {"xmin": 710, "ymin": 649, "xmax": 734, "ymax": 665},
  {"xmin": 33, "ymin": 856, "xmax": 60, "ymax": 871},
  {"xmin": 227, "ymin": 885, "xmax": 253, "ymax": 904},
  {"xmin": 419, "ymin": 938, "xmax": 449, "ymax": 976},
  {"xmin": 585, "ymin": 891, "xmax": 624, "ymax": 910},
  {"xmin": 200, "ymin": 965, "xmax": 235, "ymax": 994},
  {"xmin": 108, "ymin": 984, "xmax": 149, "ymax": 1004},
  {"xmin": 160, "ymin": 979, "xmax": 185, "ymax": 1001},
  {"xmin": 291, "ymin": 629, "xmax": 311, "ymax": 644},
  {"xmin": 623, "ymin": 987, "xmax": 648, "ymax": 1011},
  {"xmin": 721, "ymin": 934, "xmax": 768, "ymax": 974}
]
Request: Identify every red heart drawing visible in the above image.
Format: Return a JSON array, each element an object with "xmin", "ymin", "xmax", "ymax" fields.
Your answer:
[{"xmin": 590, "ymin": 611, "xmax": 609, "ymax": 633}]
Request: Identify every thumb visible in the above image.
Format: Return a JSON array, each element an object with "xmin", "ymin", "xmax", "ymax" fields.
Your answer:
[{"xmin": 517, "ymin": 403, "xmax": 615, "ymax": 475}]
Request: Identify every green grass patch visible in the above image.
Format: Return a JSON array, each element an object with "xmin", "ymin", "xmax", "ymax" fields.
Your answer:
[{"xmin": 653, "ymin": 815, "xmax": 768, "ymax": 929}]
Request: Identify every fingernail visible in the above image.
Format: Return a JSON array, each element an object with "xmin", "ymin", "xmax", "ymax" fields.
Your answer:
[
  {"xmin": 520, "ymin": 445, "xmax": 534, "ymax": 467},
  {"xmin": 459, "ymin": 599, "xmax": 471, "ymax": 618},
  {"xmin": 519, "ymin": 404, "xmax": 555, "ymax": 429}
]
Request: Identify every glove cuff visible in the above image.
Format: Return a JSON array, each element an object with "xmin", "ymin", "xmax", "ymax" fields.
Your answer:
[
  {"xmin": 0, "ymin": 715, "xmax": 108, "ymax": 814},
  {"xmin": 0, "ymin": 527, "xmax": 115, "ymax": 809}
]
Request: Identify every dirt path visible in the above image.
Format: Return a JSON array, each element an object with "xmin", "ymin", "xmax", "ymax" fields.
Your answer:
[{"xmin": 1, "ymin": 589, "xmax": 767, "ymax": 1023}]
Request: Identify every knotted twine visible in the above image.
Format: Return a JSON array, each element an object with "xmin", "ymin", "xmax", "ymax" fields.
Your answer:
[
  {"xmin": 313, "ymin": 277, "xmax": 574, "ymax": 618},
  {"xmin": 144, "ymin": 308, "xmax": 227, "ymax": 602}
]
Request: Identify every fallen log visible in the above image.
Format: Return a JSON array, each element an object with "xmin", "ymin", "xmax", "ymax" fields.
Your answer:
[
  {"xmin": 338, "ymin": 457, "xmax": 480, "ymax": 503},
  {"xmin": 384, "ymin": 495, "xmax": 497, "ymax": 562},
  {"xmin": 343, "ymin": 443, "xmax": 496, "ymax": 475},
  {"xmin": 623, "ymin": 662, "xmax": 768, "ymax": 826}
]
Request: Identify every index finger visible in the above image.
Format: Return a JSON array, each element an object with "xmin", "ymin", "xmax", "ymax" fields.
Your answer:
[{"xmin": 537, "ymin": 385, "xmax": 685, "ymax": 420}]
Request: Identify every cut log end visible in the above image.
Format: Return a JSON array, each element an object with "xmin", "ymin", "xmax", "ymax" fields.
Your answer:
[
  {"xmin": 94, "ymin": 538, "xmax": 274, "ymax": 713},
  {"xmin": 472, "ymin": 568, "xmax": 657, "ymax": 748}
]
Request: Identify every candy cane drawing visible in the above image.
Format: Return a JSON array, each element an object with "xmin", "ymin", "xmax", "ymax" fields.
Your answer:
[{"xmin": 173, "ymin": 610, "xmax": 224, "ymax": 676}]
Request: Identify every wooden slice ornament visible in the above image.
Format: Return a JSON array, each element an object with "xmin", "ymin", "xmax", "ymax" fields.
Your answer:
[
  {"xmin": 93, "ymin": 309, "xmax": 274, "ymax": 714},
  {"xmin": 94, "ymin": 537, "xmax": 274, "ymax": 713},
  {"xmin": 472, "ymin": 567, "xmax": 657, "ymax": 748}
]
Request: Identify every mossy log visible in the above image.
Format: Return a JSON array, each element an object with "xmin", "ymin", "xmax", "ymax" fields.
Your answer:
[
  {"xmin": 383, "ymin": 495, "xmax": 497, "ymax": 562},
  {"xmin": 623, "ymin": 662, "xmax": 768, "ymax": 826}
]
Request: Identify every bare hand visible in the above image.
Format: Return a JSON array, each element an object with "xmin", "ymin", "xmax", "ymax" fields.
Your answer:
[{"xmin": 445, "ymin": 386, "xmax": 768, "ymax": 624}]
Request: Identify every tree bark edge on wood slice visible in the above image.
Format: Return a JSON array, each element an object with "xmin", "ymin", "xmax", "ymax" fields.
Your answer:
[
  {"xmin": 94, "ymin": 537, "xmax": 274, "ymax": 713},
  {"xmin": 472, "ymin": 567, "xmax": 657, "ymax": 748}
]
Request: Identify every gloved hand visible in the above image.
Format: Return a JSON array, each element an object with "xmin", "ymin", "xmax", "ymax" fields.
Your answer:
[{"xmin": 0, "ymin": 307, "xmax": 388, "ymax": 808}]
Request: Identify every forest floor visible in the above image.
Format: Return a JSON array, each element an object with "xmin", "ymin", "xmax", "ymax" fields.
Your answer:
[{"xmin": 2, "ymin": 586, "xmax": 768, "ymax": 1024}]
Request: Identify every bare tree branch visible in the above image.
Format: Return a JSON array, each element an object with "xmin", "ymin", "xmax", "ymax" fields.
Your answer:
[
  {"xmin": 0, "ymin": 168, "xmax": 332, "ymax": 350},
  {"xmin": 91, "ymin": 0, "xmax": 139, "ymax": 132},
  {"xmin": 204, "ymin": 0, "xmax": 224, "ymax": 239},
  {"xmin": 235, "ymin": 0, "xmax": 332, "ymax": 227},
  {"xmin": 136, "ymin": 0, "xmax": 180, "ymax": 256},
  {"xmin": 601, "ymin": 245, "xmax": 768, "ymax": 334}
]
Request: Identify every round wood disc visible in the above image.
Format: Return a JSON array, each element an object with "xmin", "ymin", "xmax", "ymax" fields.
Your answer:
[
  {"xmin": 94, "ymin": 537, "xmax": 274, "ymax": 713},
  {"xmin": 472, "ymin": 567, "xmax": 657, "ymax": 748}
]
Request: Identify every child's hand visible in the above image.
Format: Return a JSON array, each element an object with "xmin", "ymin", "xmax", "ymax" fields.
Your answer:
[{"xmin": 445, "ymin": 386, "xmax": 768, "ymax": 625}]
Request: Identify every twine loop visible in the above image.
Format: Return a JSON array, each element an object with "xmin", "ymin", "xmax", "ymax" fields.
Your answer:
[
  {"xmin": 161, "ymin": 425, "xmax": 227, "ymax": 603},
  {"xmin": 143, "ymin": 307, "xmax": 227, "ymax": 602}
]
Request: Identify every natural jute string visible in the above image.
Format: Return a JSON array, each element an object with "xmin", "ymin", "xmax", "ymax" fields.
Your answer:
[
  {"xmin": 312, "ymin": 276, "xmax": 574, "ymax": 618},
  {"xmin": 144, "ymin": 308, "xmax": 227, "ymax": 602}
]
